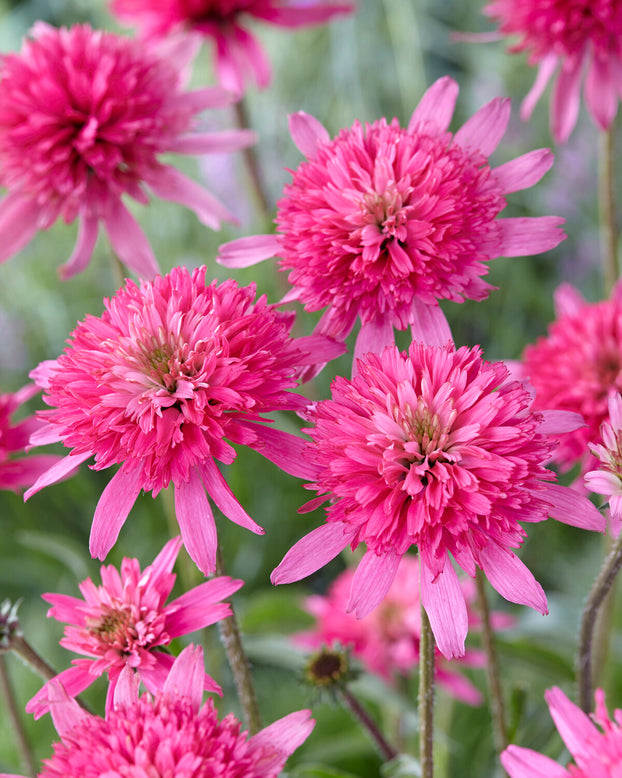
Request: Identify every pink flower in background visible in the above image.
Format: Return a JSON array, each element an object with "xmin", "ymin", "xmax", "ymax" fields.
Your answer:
[
  {"xmin": 8, "ymin": 646, "xmax": 314, "ymax": 778},
  {"xmin": 296, "ymin": 556, "xmax": 513, "ymax": 705},
  {"xmin": 522, "ymin": 282, "xmax": 622, "ymax": 472},
  {"xmin": 26, "ymin": 536, "xmax": 243, "ymax": 718},
  {"xmin": 110, "ymin": 0, "xmax": 355, "ymax": 95},
  {"xmin": 585, "ymin": 392, "xmax": 622, "ymax": 536},
  {"xmin": 502, "ymin": 686, "xmax": 622, "ymax": 777},
  {"xmin": 484, "ymin": 0, "xmax": 622, "ymax": 142},
  {"xmin": 272, "ymin": 342, "xmax": 605, "ymax": 659},
  {"xmin": 0, "ymin": 23, "xmax": 255, "ymax": 280},
  {"xmin": 0, "ymin": 384, "xmax": 60, "ymax": 491},
  {"xmin": 219, "ymin": 76, "xmax": 565, "ymax": 359},
  {"xmin": 25, "ymin": 266, "xmax": 344, "ymax": 574}
]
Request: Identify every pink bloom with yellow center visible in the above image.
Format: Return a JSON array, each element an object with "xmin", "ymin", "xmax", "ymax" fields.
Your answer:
[
  {"xmin": 272, "ymin": 342, "xmax": 605, "ymax": 659},
  {"xmin": 502, "ymin": 686, "xmax": 622, "ymax": 777},
  {"xmin": 0, "ymin": 22, "xmax": 255, "ymax": 279},
  {"xmin": 4, "ymin": 646, "xmax": 314, "ymax": 778},
  {"xmin": 110, "ymin": 0, "xmax": 355, "ymax": 95},
  {"xmin": 522, "ymin": 282, "xmax": 622, "ymax": 472},
  {"xmin": 218, "ymin": 77, "xmax": 565, "ymax": 358},
  {"xmin": 484, "ymin": 0, "xmax": 622, "ymax": 142},
  {"xmin": 25, "ymin": 266, "xmax": 344, "ymax": 574},
  {"xmin": 296, "ymin": 555, "xmax": 513, "ymax": 705},
  {"xmin": 26, "ymin": 536, "xmax": 243, "ymax": 718},
  {"xmin": 585, "ymin": 392, "xmax": 622, "ymax": 536}
]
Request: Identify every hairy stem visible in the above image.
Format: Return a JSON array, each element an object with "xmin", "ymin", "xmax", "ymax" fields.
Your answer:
[
  {"xmin": 419, "ymin": 604, "xmax": 435, "ymax": 778},
  {"xmin": 339, "ymin": 685, "xmax": 398, "ymax": 762},
  {"xmin": 598, "ymin": 125, "xmax": 619, "ymax": 294},
  {"xmin": 234, "ymin": 98, "xmax": 271, "ymax": 220},
  {"xmin": 0, "ymin": 655, "xmax": 37, "ymax": 777},
  {"xmin": 10, "ymin": 635, "xmax": 57, "ymax": 683}
]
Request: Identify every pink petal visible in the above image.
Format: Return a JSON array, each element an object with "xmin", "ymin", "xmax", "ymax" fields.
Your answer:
[
  {"xmin": 254, "ymin": 3, "xmax": 353, "ymax": 26},
  {"xmin": 241, "ymin": 422, "xmax": 319, "ymax": 480},
  {"xmin": 165, "ymin": 576, "xmax": 244, "ymax": 638},
  {"xmin": 112, "ymin": 665, "xmax": 141, "ymax": 708},
  {"xmin": 103, "ymin": 198, "xmax": 159, "ymax": 279},
  {"xmin": 26, "ymin": 666, "xmax": 94, "ymax": 720},
  {"xmin": 551, "ymin": 54, "xmax": 584, "ymax": 143},
  {"xmin": 347, "ymin": 549, "xmax": 401, "ymax": 618},
  {"xmin": 271, "ymin": 522, "xmax": 355, "ymax": 584},
  {"xmin": 89, "ymin": 467, "xmax": 142, "ymax": 561},
  {"xmin": 175, "ymin": 466, "xmax": 218, "ymax": 575},
  {"xmin": 478, "ymin": 542, "xmax": 548, "ymax": 614},
  {"xmin": 493, "ymin": 148, "xmax": 554, "ymax": 195},
  {"xmin": 199, "ymin": 456, "xmax": 264, "ymax": 535},
  {"xmin": 538, "ymin": 482, "xmax": 607, "ymax": 532},
  {"xmin": 497, "ymin": 216, "xmax": 566, "ymax": 256},
  {"xmin": 545, "ymin": 687, "xmax": 597, "ymax": 763},
  {"xmin": 288, "ymin": 111, "xmax": 331, "ymax": 158},
  {"xmin": 410, "ymin": 299, "xmax": 453, "ymax": 346},
  {"xmin": 24, "ymin": 450, "xmax": 91, "ymax": 501},
  {"xmin": 163, "ymin": 644, "xmax": 205, "ymax": 713},
  {"xmin": 419, "ymin": 554, "xmax": 468, "ymax": 660},
  {"xmin": 584, "ymin": 54, "xmax": 618, "ymax": 131},
  {"xmin": 0, "ymin": 454, "xmax": 63, "ymax": 491},
  {"xmin": 249, "ymin": 710, "xmax": 315, "ymax": 772},
  {"xmin": 353, "ymin": 319, "xmax": 395, "ymax": 370},
  {"xmin": 454, "ymin": 97, "xmax": 511, "ymax": 156},
  {"xmin": 521, "ymin": 54, "xmax": 558, "ymax": 121},
  {"xmin": 294, "ymin": 334, "xmax": 348, "ymax": 365},
  {"xmin": 170, "ymin": 86, "xmax": 234, "ymax": 113},
  {"xmin": 0, "ymin": 193, "xmax": 41, "ymax": 263},
  {"xmin": 609, "ymin": 393, "xmax": 622, "ymax": 429},
  {"xmin": 553, "ymin": 283, "xmax": 585, "ymax": 317},
  {"xmin": 217, "ymin": 233, "xmax": 282, "ymax": 268},
  {"xmin": 142, "ymin": 654, "xmax": 222, "ymax": 697},
  {"xmin": 166, "ymin": 129, "xmax": 257, "ymax": 155},
  {"xmin": 408, "ymin": 76, "xmax": 459, "ymax": 134},
  {"xmin": 58, "ymin": 214, "xmax": 99, "ymax": 280},
  {"xmin": 501, "ymin": 744, "xmax": 570, "ymax": 778},
  {"xmin": 537, "ymin": 410, "xmax": 585, "ymax": 435},
  {"xmin": 436, "ymin": 667, "xmax": 483, "ymax": 706},
  {"xmin": 47, "ymin": 680, "xmax": 90, "ymax": 738},
  {"xmin": 28, "ymin": 424, "xmax": 63, "ymax": 447},
  {"xmin": 42, "ymin": 592, "xmax": 86, "ymax": 624},
  {"xmin": 150, "ymin": 536, "xmax": 183, "ymax": 584}
]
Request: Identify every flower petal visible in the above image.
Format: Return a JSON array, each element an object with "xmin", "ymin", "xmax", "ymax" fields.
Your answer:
[
  {"xmin": 217, "ymin": 233, "xmax": 282, "ymax": 268},
  {"xmin": 419, "ymin": 553, "xmax": 468, "ymax": 659},
  {"xmin": 288, "ymin": 111, "xmax": 331, "ymax": 158},
  {"xmin": 58, "ymin": 214, "xmax": 99, "ymax": 280},
  {"xmin": 537, "ymin": 410, "xmax": 585, "ymax": 435},
  {"xmin": 501, "ymin": 744, "xmax": 570, "ymax": 778},
  {"xmin": 166, "ymin": 129, "xmax": 257, "ymax": 155},
  {"xmin": 353, "ymin": 319, "xmax": 395, "ymax": 370},
  {"xmin": 538, "ymin": 482, "xmax": 607, "ymax": 532},
  {"xmin": 478, "ymin": 542, "xmax": 548, "ymax": 614},
  {"xmin": 24, "ymin": 450, "xmax": 91, "ymax": 501},
  {"xmin": 551, "ymin": 54, "xmax": 583, "ymax": 143},
  {"xmin": 175, "ymin": 467, "xmax": 218, "ymax": 575},
  {"xmin": 103, "ymin": 198, "xmax": 159, "ymax": 279},
  {"xmin": 242, "ymin": 422, "xmax": 320, "ymax": 480},
  {"xmin": 162, "ymin": 645, "xmax": 205, "ymax": 713},
  {"xmin": 410, "ymin": 299, "xmax": 453, "ymax": 346},
  {"xmin": 408, "ymin": 76, "xmax": 459, "ymax": 134},
  {"xmin": 585, "ymin": 53, "xmax": 618, "ymax": 131},
  {"xmin": 249, "ymin": 710, "xmax": 315, "ymax": 773},
  {"xmin": 165, "ymin": 577, "xmax": 244, "ymax": 638},
  {"xmin": 199, "ymin": 456, "xmax": 264, "ymax": 534},
  {"xmin": 0, "ymin": 193, "xmax": 41, "ymax": 264},
  {"xmin": 90, "ymin": 467, "xmax": 142, "ymax": 561},
  {"xmin": 271, "ymin": 522, "xmax": 355, "ymax": 584},
  {"xmin": 347, "ymin": 549, "xmax": 401, "ymax": 618},
  {"xmin": 521, "ymin": 54, "xmax": 558, "ymax": 121},
  {"xmin": 493, "ymin": 148, "xmax": 554, "ymax": 195},
  {"xmin": 26, "ymin": 665, "xmax": 94, "ymax": 720},
  {"xmin": 497, "ymin": 216, "xmax": 566, "ymax": 256},
  {"xmin": 454, "ymin": 97, "xmax": 511, "ymax": 156},
  {"xmin": 545, "ymin": 687, "xmax": 598, "ymax": 764}
]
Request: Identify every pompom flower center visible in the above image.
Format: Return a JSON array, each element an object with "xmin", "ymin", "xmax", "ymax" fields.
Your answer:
[{"xmin": 83, "ymin": 602, "xmax": 166, "ymax": 657}]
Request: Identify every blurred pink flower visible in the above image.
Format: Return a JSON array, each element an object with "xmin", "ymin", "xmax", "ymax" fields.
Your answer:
[
  {"xmin": 272, "ymin": 342, "xmax": 605, "ymax": 659},
  {"xmin": 502, "ymin": 686, "xmax": 622, "ymax": 777},
  {"xmin": 0, "ymin": 22, "xmax": 255, "ymax": 280},
  {"xmin": 25, "ymin": 266, "xmax": 344, "ymax": 574},
  {"xmin": 585, "ymin": 392, "xmax": 622, "ymax": 535},
  {"xmin": 296, "ymin": 556, "xmax": 513, "ymax": 705},
  {"xmin": 26, "ymin": 536, "xmax": 242, "ymax": 718},
  {"xmin": 7, "ymin": 646, "xmax": 314, "ymax": 778},
  {"xmin": 484, "ymin": 0, "xmax": 622, "ymax": 142},
  {"xmin": 522, "ymin": 282, "xmax": 622, "ymax": 472},
  {"xmin": 110, "ymin": 0, "xmax": 355, "ymax": 95},
  {"xmin": 218, "ymin": 77, "xmax": 565, "ymax": 359}
]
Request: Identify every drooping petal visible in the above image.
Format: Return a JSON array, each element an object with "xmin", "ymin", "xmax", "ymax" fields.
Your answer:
[
  {"xmin": 26, "ymin": 665, "xmax": 94, "ymax": 720},
  {"xmin": 553, "ymin": 282, "xmax": 585, "ymax": 317},
  {"xmin": 165, "ymin": 577, "xmax": 243, "ymax": 638},
  {"xmin": 408, "ymin": 76, "xmax": 459, "ymax": 134},
  {"xmin": 24, "ymin": 450, "xmax": 91, "ymax": 501},
  {"xmin": 46, "ymin": 680, "xmax": 91, "ymax": 738},
  {"xmin": 520, "ymin": 54, "xmax": 558, "ymax": 121},
  {"xmin": 551, "ymin": 54, "xmax": 584, "ymax": 143},
  {"xmin": 89, "ymin": 467, "xmax": 143, "ymax": 561},
  {"xmin": 166, "ymin": 129, "xmax": 257, "ymax": 155},
  {"xmin": 288, "ymin": 111, "xmax": 331, "ymax": 158},
  {"xmin": 271, "ymin": 522, "xmax": 355, "ymax": 584},
  {"xmin": 537, "ymin": 410, "xmax": 585, "ymax": 435},
  {"xmin": 346, "ymin": 549, "xmax": 401, "ymax": 618},
  {"xmin": 103, "ymin": 198, "xmax": 159, "ymax": 279},
  {"xmin": 478, "ymin": 542, "xmax": 548, "ymax": 614},
  {"xmin": 454, "ymin": 97, "xmax": 511, "ymax": 156},
  {"xmin": 501, "ymin": 744, "xmax": 570, "ymax": 778},
  {"xmin": 538, "ymin": 482, "xmax": 607, "ymax": 532},
  {"xmin": 0, "ymin": 193, "xmax": 41, "ymax": 264},
  {"xmin": 497, "ymin": 216, "xmax": 566, "ymax": 256},
  {"xmin": 584, "ymin": 53, "xmax": 618, "ymax": 131},
  {"xmin": 410, "ymin": 299, "xmax": 453, "ymax": 346},
  {"xmin": 174, "ymin": 467, "xmax": 218, "ymax": 575},
  {"xmin": 353, "ymin": 319, "xmax": 395, "ymax": 369},
  {"xmin": 242, "ymin": 422, "xmax": 320, "ymax": 480},
  {"xmin": 199, "ymin": 456, "xmax": 264, "ymax": 535},
  {"xmin": 419, "ymin": 554, "xmax": 468, "ymax": 660},
  {"xmin": 57, "ymin": 213, "xmax": 99, "ymax": 280},
  {"xmin": 112, "ymin": 664, "xmax": 141, "ymax": 708},
  {"xmin": 249, "ymin": 709, "xmax": 315, "ymax": 772},
  {"xmin": 216, "ymin": 233, "xmax": 282, "ymax": 268},
  {"xmin": 493, "ymin": 149, "xmax": 554, "ymax": 195}
]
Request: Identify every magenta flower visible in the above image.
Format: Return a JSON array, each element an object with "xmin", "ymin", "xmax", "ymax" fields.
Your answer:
[
  {"xmin": 296, "ymin": 555, "xmax": 513, "ymax": 705},
  {"xmin": 26, "ymin": 536, "xmax": 242, "ymax": 718},
  {"xmin": 0, "ymin": 384, "xmax": 60, "ymax": 491},
  {"xmin": 585, "ymin": 392, "xmax": 622, "ymax": 536},
  {"xmin": 25, "ymin": 266, "xmax": 344, "ymax": 574},
  {"xmin": 502, "ymin": 686, "xmax": 622, "ymax": 777},
  {"xmin": 484, "ymin": 0, "xmax": 622, "ymax": 142},
  {"xmin": 110, "ymin": 0, "xmax": 355, "ymax": 95},
  {"xmin": 272, "ymin": 342, "xmax": 605, "ymax": 659},
  {"xmin": 218, "ymin": 76, "xmax": 565, "ymax": 358},
  {"xmin": 6, "ymin": 646, "xmax": 314, "ymax": 778},
  {"xmin": 522, "ymin": 282, "xmax": 622, "ymax": 472},
  {"xmin": 0, "ymin": 23, "xmax": 255, "ymax": 280}
]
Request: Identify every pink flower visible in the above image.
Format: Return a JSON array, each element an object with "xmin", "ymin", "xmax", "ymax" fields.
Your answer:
[
  {"xmin": 296, "ymin": 556, "xmax": 513, "ymax": 705},
  {"xmin": 6, "ymin": 646, "xmax": 314, "ymax": 778},
  {"xmin": 25, "ymin": 536, "xmax": 243, "ymax": 718},
  {"xmin": 484, "ymin": 1, "xmax": 622, "ymax": 142},
  {"xmin": 502, "ymin": 686, "xmax": 622, "ymax": 777},
  {"xmin": 585, "ymin": 392, "xmax": 622, "ymax": 535},
  {"xmin": 0, "ymin": 23, "xmax": 255, "ymax": 280},
  {"xmin": 218, "ymin": 77, "xmax": 565, "ymax": 359},
  {"xmin": 25, "ymin": 266, "xmax": 344, "ymax": 574},
  {"xmin": 272, "ymin": 342, "xmax": 605, "ymax": 659},
  {"xmin": 110, "ymin": 0, "xmax": 355, "ymax": 95},
  {"xmin": 522, "ymin": 282, "xmax": 622, "ymax": 472}
]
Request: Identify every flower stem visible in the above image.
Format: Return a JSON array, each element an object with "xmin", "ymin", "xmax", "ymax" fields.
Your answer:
[
  {"xmin": 0, "ymin": 655, "xmax": 37, "ymax": 778},
  {"xmin": 577, "ymin": 528, "xmax": 622, "ymax": 712},
  {"xmin": 338, "ymin": 685, "xmax": 398, "ymax": 762},
  {"xmin": 215, "ymin": 546, "xmax": 262, "ymax": 734},
  {"xmin": 475, "ymin": 569, "xmax": 508, "ymax": 753},
  {"xmin": 598, "ymin": 125, "xmax": 619, "ymax": 295},
  {"xmin": 419, "ymin": 603, "xmax": 435, "ymax": 778},
  {"xmin": 9, "ymin": 635, "xmax": 57, "ymax": 683},
  {"xmin": 233, "ymin": 98, "xmax": 271, "ymax": 220}
]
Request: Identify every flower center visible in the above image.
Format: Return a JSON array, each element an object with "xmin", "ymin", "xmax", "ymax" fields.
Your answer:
[
  {"xmin": 86, "ymin": 606, "xmax": 134, "ymax": 650},
  {"xmin": 362, "ymin": 184, "xmax": 410, "ymax": 244}
]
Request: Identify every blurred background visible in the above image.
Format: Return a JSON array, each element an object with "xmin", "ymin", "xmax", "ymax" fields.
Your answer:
[{"xmin": 0, "ymin": 1, "xmax": 611, "ymax": 776}]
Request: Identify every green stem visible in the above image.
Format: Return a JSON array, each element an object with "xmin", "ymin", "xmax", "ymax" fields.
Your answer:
[
  {"xmin": 418, "ymin": 604, "xmax": 435, "ymax": 778},
  {"xmin": 0, "ymin": 655, "xmax": 37, "ymax": 778},
  {"xmin": 233, "ymin": 98, "xmax": 271, "ymax": 220},
  {"xmin": 598, "ymin": 125, "xmax": 619, "ymax": 295},
  {"xmin": 9, "ymin": 635, "xmax": 57, "ymax": 683},
  {"xmin": 475, "ymin": 569, "xmax": 508, "ymax": 753},
  {"xmin": 339, "ymin": 686, "xmax": 398, "ymax": 762}
]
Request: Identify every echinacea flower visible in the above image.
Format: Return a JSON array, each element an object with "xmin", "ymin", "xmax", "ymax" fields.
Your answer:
[
  {"xmin": 522, "ymin": 282, "xmax": 622, "ymax": 472},
  {"xmin": 3, "ymin": 645, "xmax": 314, "ymax": 778},
  {"xmin": 110, "ymin": 0, "xmax": 355, "ymax": 95},
  {"xmin": 218, "ymin": 76, "xmax": 565, "ymax": 359},
  {"xmin": 0, "ymin": 22, "xmax": 255, "ymax": 280},
  {"xmin": 25, "ymin": 266, "xmax": 344, "ymax": 574},
  {"xmin": 484, "ymin": 0, "xmax": 622, "ymax": 142},
  {"xmin": 272, "ymin": 342, "xmax": 605, "ymax": 659},
  {"xmin": 0, "ymin": 384, "xmax": 60, "ymax": 492},
  {"xmin": 585, "ymin": 392, "xmax": 622, "ymax": 535},
  {"xmin": 502, "ymin": 686, "xmax": 622, "ymax": 777},
  {"xmin": 296, "ymin": 555, "xmax": 513, "ymax": 704},
  {"xmin": 26, "ymin": 536, "xmax": 243, "ymax": 718}
]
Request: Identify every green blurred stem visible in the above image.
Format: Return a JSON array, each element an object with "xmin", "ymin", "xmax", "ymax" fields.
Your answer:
[
  {"xmin": 0, "ymin": 655, "xmax": 37, "ymax": 778},
  {"xmin": 577, "ymin": 528, "xmax": 622, "ymax": 712},
  {"xmin": 234, "ymin": 98, "xmax": 271, "ymax": 219},
  {"xmin": 338, "ymin": 686, "xmax": 398, "ymax": 762},
  {"xmin": 475, "ymin": 570, "xmax": 508, "ymax": 753},
  {"xmin": 599, "ymin": 125, "xmax": 619, "ymax": 294},
  {"xmin": 418, "ymin": 605, "xmax": 435, "ymax": 778},
  {"xmin": 215, "ymin": 546, "xmax": 262, "ymax": 734}
]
